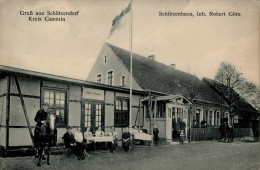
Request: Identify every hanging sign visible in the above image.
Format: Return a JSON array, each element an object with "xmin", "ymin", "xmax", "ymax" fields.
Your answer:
[{"xmin": 83, "ymin": 87, "xmax": 104, "ymax": 100}]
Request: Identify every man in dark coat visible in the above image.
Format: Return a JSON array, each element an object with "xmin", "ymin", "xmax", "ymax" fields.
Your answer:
[
  {"xmin": 34, "ymin": 102, "xmax": 57, "ymax": 147},
  {"xmin": 153, "ymin": 124, "xmax": 159, "ymax": 145},
  {"xmin": 252, "ymin": 117, "xmax": 259, "ymax": 142},
  {"xmin": 34, "ymin": 102, "xmax": 49, "ymax": 147},
  {"xmin": 63, "ymin": 126, "xmax": 75, "ymax": 148},
  {"xmin": 63, "ymin": 126, "xmax": 85, "ymax": 160}
]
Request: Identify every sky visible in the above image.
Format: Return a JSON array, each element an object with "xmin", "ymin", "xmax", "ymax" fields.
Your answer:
[{"xmin": 0, "ymin": 0, "xmax": 259, "ymax": 86}]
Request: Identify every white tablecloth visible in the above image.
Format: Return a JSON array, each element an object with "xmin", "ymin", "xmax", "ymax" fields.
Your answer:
[
  {"xmin": 88, "ymin": 136, "xmax": 114, "ymax": 143},
  {"xmin": 134, "ymin": 133, "xmax": 152, "ymax": 141}
]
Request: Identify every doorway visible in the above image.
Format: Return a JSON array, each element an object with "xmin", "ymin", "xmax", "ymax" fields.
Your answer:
[
  {"xmin": 84, "ymin": 101, "xmax": 104, "ymax": 133},
  {"xmin": 172, "ymin": 107, "xmax": 187, "ymax": 141}
]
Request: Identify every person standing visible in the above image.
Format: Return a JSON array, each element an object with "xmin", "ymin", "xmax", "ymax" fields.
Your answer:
[
  {"xmin": 179, "ymin": 130, "xmax": 185, "ymax": 144},
  {"xmin": 153, "ymin": 124, "xmax": 159, "ymax": 145},
  {"xmin": 252, "ymin": 117, "xmax": 259, "ymax": 142}
]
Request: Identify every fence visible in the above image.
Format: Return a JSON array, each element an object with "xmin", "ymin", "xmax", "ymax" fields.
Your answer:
[
  {"xmin": 190, "ymin": 128, "xmax": 220, "ymax": 141},
  {"xmin": 190, "ymin": 127, "xmax": 254, "ymax": 141}
]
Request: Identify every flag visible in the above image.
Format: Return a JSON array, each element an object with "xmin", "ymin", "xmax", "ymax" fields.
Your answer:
[{"xmin": 108, "ymin": 3, "xmax": 131, "ymax": 38}]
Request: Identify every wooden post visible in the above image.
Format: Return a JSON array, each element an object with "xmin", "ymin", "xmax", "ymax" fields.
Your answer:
[
  {"xmin": 148, "ymin": 92, "xmax": 154, "ymax": 146},
  {"xmin": 189, "ymin": 103, "xmax": 192, "ymax": 142},
  {"xmin": 6, "ymin": 75, "xmax": 10, "ymax": 150},
  {"xmin": 154, "ymin": 97, "xmax": 157, "ymax": 125},
  {"xmin": 14, "ymin": 76, "xmax": 34, "ymax": 143},
  {"xmin": 67, "ymin": 84, "xmax": 70, "ymax": 126},
  {"xmin": 138, "ymin": 97, "xmax": 141, "ymax": 130},
  {"xmin": 81, "ymin": 86, "xmax": 85, "ymax": 132}
]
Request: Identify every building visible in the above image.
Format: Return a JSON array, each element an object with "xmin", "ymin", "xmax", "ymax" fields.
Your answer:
[
  {"xmin": 1, "ymin": 44, "xmax": 257, "ymax": 155},
  {"xmin": 87, "ymin": 43, "xmax": 232, "ymax": 142},
  {"xmin": 0, "ymin": 65, "xmax": 145, "ymax": 154},
  {"xmin": 203, "ymin": 78, "xmax": 259, "ymax": 128}
]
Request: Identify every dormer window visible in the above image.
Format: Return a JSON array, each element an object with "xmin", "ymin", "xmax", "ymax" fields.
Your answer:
[{"xmin": 97, "ymin": 74, "xmax": 102, "ymax": 84}]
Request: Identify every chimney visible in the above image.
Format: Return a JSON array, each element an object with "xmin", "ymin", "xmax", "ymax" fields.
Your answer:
[
  {"xmin": 169, "ymin": 64, "xmax": 176, "ymax": 70},
  {"xmin": 148, "ymin": 55, "xmax": 155, "ymax": 61}
]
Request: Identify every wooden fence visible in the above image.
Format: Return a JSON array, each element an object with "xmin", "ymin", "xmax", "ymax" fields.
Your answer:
[{"xmin": 190, "ymin": 128, "xmax": 220, "ymax": 141}]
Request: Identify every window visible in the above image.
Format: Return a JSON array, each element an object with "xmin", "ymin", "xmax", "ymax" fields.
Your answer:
[
  {"xmin": 172, "ymin": 107, "xmax": 176, "ymax": 119},
  {"xmin": 204, "ymin": 111, "xmax": 208, "ymax": 124},
  {"xmin": 43, "ymin": 89, "xmax": 67, "ymax": 126},
  {"xmin": 145, "ymin": 104, "xmax": 150, "ymax": 118},
  {"xmin": 183, "ymin": 109, "xmax": 187, "ymax": 119},
  {"xmin": 216, "ymin": 112, "xmax": 220, "ymax": 126},
  {"xmin": 85, "ymin": 103, "xmax": 91, "ymax": 127},
  {"xmin": 95, "ymin": 104, "xmax": 102, "ymax": 127},
  {"xmin": 115, "ymin": 98, "xmax": 129, "ymax": 127},
  {"xmin": 193, "ymin": 109, "xmax": 201, "ymax": 127},
  {"xmin": 121, "ymin": 76, "xmax": 125, "ymax": 86},
  {"xmin": 145, "ymin": 102, "xmax": 166, "ymax": 118},
  {"xmin": 209, "ymin": 111, "xmax": 213, "ymax": 125},
  {"xmin": 108, "ymin": 71, "xmax": 113, "ymax": 86},
  {"xmin": 168, "ymin": 108, "xmax": 171, "ymax": 118},
  {"xmin": 177, "ymin": 108, "xmax": 183, "ymax": 119},
  {"xmin": 84, "ymin": 102, "xmax": 104, "ymax": 132},
  {"xmin": 157, "ymin": 102, "xmax": 166, "ymax": 118},
  {"xmin": 214, "ymin": 111, "xmax": 216, "ymax": 126},
  {"xmin": 104, "ymin": 56, "xmax": 107, "ymax": 64},
  {"xmin": 116, "ymin": 100, "xmax": 122, "ymax": 110},
  {"xmin": 97, "ymin": 74, "xmax": 102, "ymax": 84}
]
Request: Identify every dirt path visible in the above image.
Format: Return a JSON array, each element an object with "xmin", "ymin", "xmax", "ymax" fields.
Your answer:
[{"xmin": 0, "ymin": 141, "xmax": 259, "ymax": 170}]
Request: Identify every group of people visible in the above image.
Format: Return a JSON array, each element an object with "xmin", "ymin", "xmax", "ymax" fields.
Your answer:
[
  {"xmin": 33, "ymin": 102, "xmax": 160, "ymax": 161},
  {"xmin": 63, "ymin": 126, "xmax": 86, "ymax": 160},
  {"xmin": 218, "ymin": 117, "xmax": 235, "ymax": 142},
  {"xmin": 63, "ymin": 126, "xmax": 118, "ymax": 160},
  {"xmin": 121, "ymin": 124, "xmax": 159, "ymax": 152},
  {"xmin": 172, "ymin": 117, "xmax": 186, "ymax": 144}
]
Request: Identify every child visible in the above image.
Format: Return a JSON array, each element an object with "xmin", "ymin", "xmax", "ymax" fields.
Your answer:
[{"xmin": 179, "ymin": 130, "xmax": 185, "ymax": 144}]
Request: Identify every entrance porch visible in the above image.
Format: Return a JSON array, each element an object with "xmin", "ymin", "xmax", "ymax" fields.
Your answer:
[{"xmin": 142, "ymin": 94, "xmax": 191, "ymax": 143}]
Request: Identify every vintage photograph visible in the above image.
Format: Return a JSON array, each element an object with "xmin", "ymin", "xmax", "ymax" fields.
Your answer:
[{"xmin": 0, "ymin": 0, "xmax": 259, "ymax": 169}]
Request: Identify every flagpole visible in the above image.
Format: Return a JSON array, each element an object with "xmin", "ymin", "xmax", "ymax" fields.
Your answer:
[{"xmin": 129, "ymin": 0, "xmax": 133, "ymax": 130}]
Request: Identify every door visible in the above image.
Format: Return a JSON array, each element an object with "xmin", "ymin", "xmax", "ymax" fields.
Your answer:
[
  {"xmin": 166, "ymin": 103, "xmax": 174, "ymax": 142},
  {"xmin": 84, "ymin": 101, "xmax": 104, "ymax": 133}
]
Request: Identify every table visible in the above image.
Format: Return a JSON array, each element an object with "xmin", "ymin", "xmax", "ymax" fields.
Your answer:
[
  {"xmin": 87, "ymin": 136, "xmax": 114, "ymax": 152},
  {"xmin": 134, "ymin": 133, "xmax": 152, "ymax": 141},
  {"xmin": 88, "ymin": 136, "xmax": 114, "ymax": 143}
]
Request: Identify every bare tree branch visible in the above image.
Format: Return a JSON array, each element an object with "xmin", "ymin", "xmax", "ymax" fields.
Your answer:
[{"xmin": 214, "ymin": 62, "xmax": 260, "ymax": 110}]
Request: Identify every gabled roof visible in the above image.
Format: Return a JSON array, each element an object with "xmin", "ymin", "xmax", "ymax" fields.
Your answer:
[
  {"xmin": 106, "ymin": 43, "xmax": 226, "ymax": 105},
  {"xmin": 203, "ymin": 77, "xmax": 257, "ymax": 114}
]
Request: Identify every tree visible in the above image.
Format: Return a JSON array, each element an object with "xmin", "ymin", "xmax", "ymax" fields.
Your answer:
[
  {"xmin": 215, "ymin": 62, "xmax": 244, "ymax": 89},
  {"xmin": 214, "ymin": 62, "xmax": 260, "ymax": 110}
]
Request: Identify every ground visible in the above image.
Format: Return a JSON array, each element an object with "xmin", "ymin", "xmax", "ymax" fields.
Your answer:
[{"xmin": 0, "ymin": 141, "xmax": 259, "ymax": 170}]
